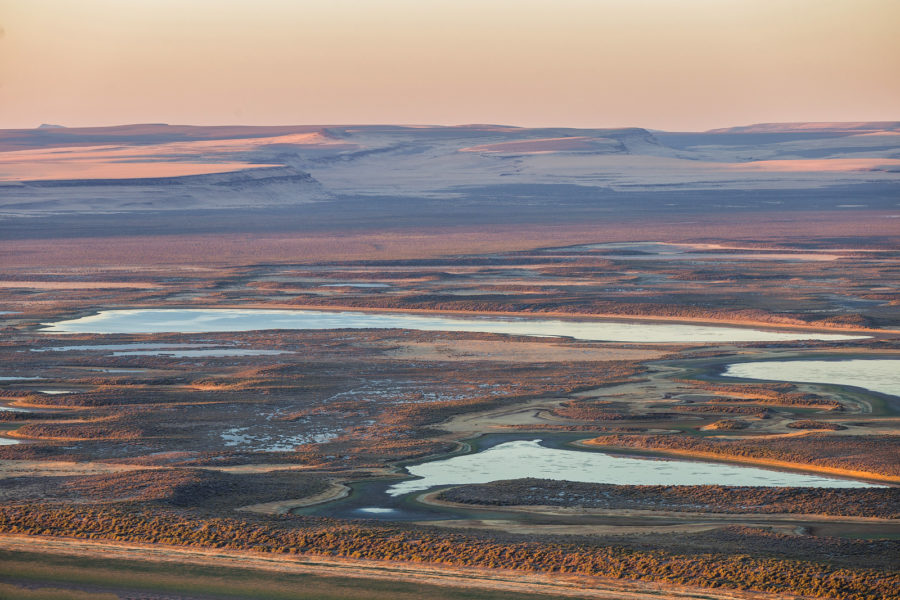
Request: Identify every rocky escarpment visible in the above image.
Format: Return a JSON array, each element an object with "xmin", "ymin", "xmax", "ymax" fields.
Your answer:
[{"xmin": 0, "ymin": 166, "xmax": 328, "ymax": 213}]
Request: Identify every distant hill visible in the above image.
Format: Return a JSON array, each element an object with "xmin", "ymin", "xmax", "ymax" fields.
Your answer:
[
  {"xmin": 0, "ymin": 122, "xmax": 897, "ymax": 221},
  {"xmin": 707, "ymin": 122, "xmax": 900, "ymax": 134}
]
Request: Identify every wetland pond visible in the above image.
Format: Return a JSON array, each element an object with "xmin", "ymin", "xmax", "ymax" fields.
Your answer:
[
  {"xmin": 546, "ymin": 242, "xmax": 847, "ymax": 261},
  {"xmin": 302, "ymin": 437, "xmax": 881, "ymax": 521},
  {"xmin": 387, "ymin": 439, "xmax": 876, "ymax": 496},
  {"xmin": 723, "ymin": 359, "xmax": 900, "ymax": 397},
  {"xmin": 32, "ymin": 309, "xmax": 889, "ymax": 522},
  {"xmin": 41, "ymin": 308, "xmax": 866, "ymax": 343},
  {"xmin": 31, "ymin": 343, "xmax": 288, "ymax": 358}
]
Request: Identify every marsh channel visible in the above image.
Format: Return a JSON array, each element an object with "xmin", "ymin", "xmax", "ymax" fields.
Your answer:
[
  {"xmin": 33, "ymin": 309, "xmax": 891, "ymax": 522},
  {"xmin": 295, "ymin": 434, "xmax": 882, "ymax": 522}
]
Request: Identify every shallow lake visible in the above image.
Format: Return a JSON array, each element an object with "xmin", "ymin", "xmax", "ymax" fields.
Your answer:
[
  {"xmin": 40, "ymin": 309, "xmax": 866, "ymax": 343},
  {"xmin": 548, "ymin": 242, "xmax": 843, "ymax": 261},
  {"xmin": 30, "ymin": 342, "xmax": 287, "ymax": 358},
  {"xmin": 111, "ymin": 349, "xmax": 290, "ymax": 357},
  {"xmin": 386, "ymin": 439, "xmax": 877, "ymax": 497},
  {"xmin": 32, "ymin": 343, "xmax": 219, "ymax": 352},
  {"xmin": 320, "ymin": 283, "xmax": 391, "ymax": 288},
  {"xmin": 723, "ymin": 359, "xmax": 900, "ymax": 397}
]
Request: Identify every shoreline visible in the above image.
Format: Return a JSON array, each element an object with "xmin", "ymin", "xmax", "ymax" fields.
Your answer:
[
  {"xmin": 0, "ymin": 533, "xmax": 817, "ymax": 600},
  {"xmin": 34, "ymin": 302, "xmax": 895, "ymax": 336},
  {"xmin": 575, "ymin": 440, "xmax": 900, "ymax": 485},
  {"xmin": 237, "ymin": 481, "xmax": 350, "ymax": 514}
]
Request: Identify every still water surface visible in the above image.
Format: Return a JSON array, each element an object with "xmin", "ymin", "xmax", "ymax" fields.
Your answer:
[
  {"xmin": 723, "ymin": 359, "xmax": 900, "ymax": 397},
  {"xmin": 41, "ymin": 309, "xmax": 866, "ymax": 343},
  {"xmin": 386, "ymin": 439, "xmax": 878, "ymax": 497}
]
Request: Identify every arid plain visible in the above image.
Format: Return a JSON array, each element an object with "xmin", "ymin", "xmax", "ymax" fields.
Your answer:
[{"xmin": 1, "ymin": 122, "xmax": 899, "ymax": 599}]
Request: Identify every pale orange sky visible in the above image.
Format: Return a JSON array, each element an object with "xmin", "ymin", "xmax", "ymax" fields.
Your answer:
[{"xmin": 1, "ymin": 0, "xmax": 898, "ymax": 131}]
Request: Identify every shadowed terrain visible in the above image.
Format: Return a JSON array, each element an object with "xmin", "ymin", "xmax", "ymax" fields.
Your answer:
[{"xmin": 1, "ymin": 121, "xmax": 898, "ymax": 600}]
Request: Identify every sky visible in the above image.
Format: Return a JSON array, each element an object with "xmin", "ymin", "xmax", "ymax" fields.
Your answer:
[{"xmin": 1, "ymin": 0, "xmax": 898, "ymax": 131}]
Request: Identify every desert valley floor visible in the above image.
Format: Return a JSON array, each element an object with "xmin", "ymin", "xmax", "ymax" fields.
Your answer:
[{"xmin": 0, "ymin": 122, "xmax": 898, "ymax": 599}]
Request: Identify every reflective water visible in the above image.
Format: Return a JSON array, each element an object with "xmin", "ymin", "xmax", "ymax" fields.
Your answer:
[
  {"xmin": 32, "ymin": 343, "xmax": 286, "ymax": 358},
  {"xmin": 40, "ymin": 309, "xmax": 866, "ymax": 343},
  {"xmin": 550, "ymin": 242, "xmax": 844, "ymax": 261},
  {"xmin": 32, "ymin": 343, "xmax": 217, "ymax": 352},
  {"xmin": 111, "ymin": 349, "xmax": 290, "ymax": 357},
  {"xmin": 723, "ymin": 359, "xmax": 900, "ymax": 397},
  {"xmin": 386, "ymin": 439, "xmax": 878, "ymax": 496},
  {"xmin": 320, "ymin": 283, "xmax": 391, "ymax": 288}
]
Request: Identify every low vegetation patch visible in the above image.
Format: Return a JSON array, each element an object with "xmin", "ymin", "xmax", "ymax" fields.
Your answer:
[
  {"xmin": 437, "ymin": 479, "xmax": 900, "ymax": 518},
  {"xmin": 674, "ymin": 380, "xmax": 844, "ymax": 410},
  {"xmin": 0, "ymin": 504, "xmax": 897, "ymax": 600},
  {"xmin": 787, "ymin": 419, "xmax": 848, "ymax": 431},
  {"xmin": 1, "ymin": 469, "xmax": 330, "ymax": 510},
  {"xmin": 700, "ymin": 419, "xmax": 749, "ymax": 431},
  {"xmin": 588, "ymin": 433, "xmax": 900, "ymax": 477}
]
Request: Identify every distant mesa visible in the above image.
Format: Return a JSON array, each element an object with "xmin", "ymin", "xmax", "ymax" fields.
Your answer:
[
  {"xmin": 707, "ymin": 121, "xmax": 900, "ymax": 134},
  {"xmin": 453, "ymin": 124, "xmax": 523, "ymax": 132},
  {"xmin": 2, "ymin": 121, "xmax": 897, "ymax": 216},
  {"xmin": 37, "ymin": 124, "xmax": 66, "ymax": 129},
  {"xmin": 460, "ymin": 136, "xmax": 622, "ymax": 154}
]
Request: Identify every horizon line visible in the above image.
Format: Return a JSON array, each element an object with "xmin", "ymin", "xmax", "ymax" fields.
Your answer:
[{"xmin": 5, "ymin": 119, "xmax": 900, "ymax": 135}]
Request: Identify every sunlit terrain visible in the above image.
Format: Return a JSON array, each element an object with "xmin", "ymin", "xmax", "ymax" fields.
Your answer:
[{"xmin": 1, "ymin": 114, "xmax": 899, "ymax": 600}]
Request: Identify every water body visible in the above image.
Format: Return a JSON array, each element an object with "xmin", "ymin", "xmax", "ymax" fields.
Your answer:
[
  {"xmin": 386, "ymin": 439, "xmax": 877, "ymax": 497},
  {"xmin": 296, "ymin": 435, "xmax": 884, "ymax": 521},
  {"xmin": 40, "ymin": 309, "xmax": 866, "ymax": 343},
  {"xmin": 320, "ymin": 283, "xmax": 391, "ymax": 288},
  {"xmin": 111, "ymin": 349, "xmax": 291, "ymax": 357},
  {"xmin": 723, "ymin": 359, "xmax": 900, "ymax": 397},
  {"xmin": 549, "ymin": 242, "xmax": 843, "ymax": 262},
  {"xmin": 32, "ymin": 343, "xmax": 287, "ymax": 358}
]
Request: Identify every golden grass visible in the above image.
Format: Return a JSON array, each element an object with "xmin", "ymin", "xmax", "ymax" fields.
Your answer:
[
  {"xmin": 577, "ymin": 440, "xmax": 900, "ymax": 484},
  {"xmin": 0, "ymin": 583, "xmax": 117, "ymax": 600}
]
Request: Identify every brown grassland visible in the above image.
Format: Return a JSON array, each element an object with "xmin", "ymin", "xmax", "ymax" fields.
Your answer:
[{"xmin": 1, "ymin": 216, "xmax": 898, "ymax": 600}]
